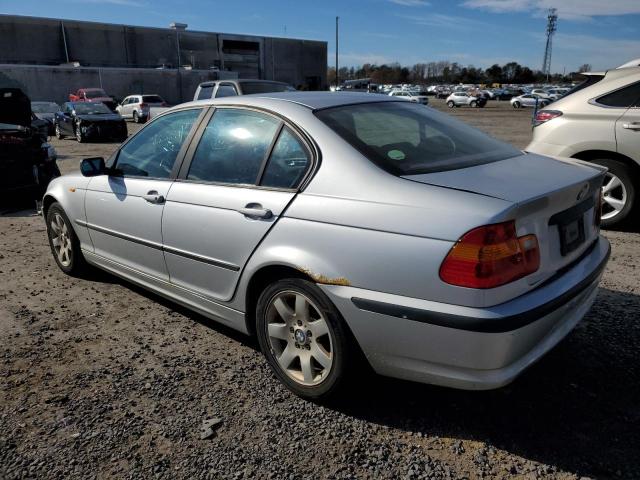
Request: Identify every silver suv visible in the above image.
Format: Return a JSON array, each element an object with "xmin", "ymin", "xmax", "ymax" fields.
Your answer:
[{"xmin": 527, "ymin": 66, "xmax": 640, "ymax": 227}]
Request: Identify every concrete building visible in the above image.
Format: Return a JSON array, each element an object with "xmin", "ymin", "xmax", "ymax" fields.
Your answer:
[{"xmin": 0, "ymin": 14, "xmax": 327, "ymax": 104}]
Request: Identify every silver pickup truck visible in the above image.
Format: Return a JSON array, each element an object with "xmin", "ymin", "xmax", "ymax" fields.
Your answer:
[{"xmin": 149, "ymin": 79, "xmax": 295, "ymax": 119}]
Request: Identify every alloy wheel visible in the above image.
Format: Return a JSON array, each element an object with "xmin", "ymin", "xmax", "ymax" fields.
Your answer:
[
  {"xmin": 601, "ymin": 172, "xmax": 628, "ymax": 221},
  {"xmin": 265, "ymin": 291, "xmax": 333, "ymax": 386},
  {"xmin": 50, "ymin": 213, "xmax": 72, "ymax": 267}
]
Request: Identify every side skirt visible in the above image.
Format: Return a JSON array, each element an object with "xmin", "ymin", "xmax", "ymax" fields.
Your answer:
[{"xmin": 83, "ymin": 249, "xmax": 248, "ymax": 334}]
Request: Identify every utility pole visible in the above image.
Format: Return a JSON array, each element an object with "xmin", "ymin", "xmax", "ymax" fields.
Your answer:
[
  {"xmin": 335, "ymin": 16, "xmax": 339, "ymax": 89},
  {"xmin": 541, "ymin": 8, "xmax": 558, "ymax": 82}
]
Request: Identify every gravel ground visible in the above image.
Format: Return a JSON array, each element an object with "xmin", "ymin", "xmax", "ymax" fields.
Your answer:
[{"xmin": 1, "ymin": 100, "xmax": 639, "ymax": 479}]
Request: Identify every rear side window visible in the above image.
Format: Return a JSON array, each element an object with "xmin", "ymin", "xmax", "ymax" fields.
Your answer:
[
  {"xmin": 261, "ymin": 128, "xmax": 311, "ymax": 189},
  {"xmin": 196, "ymin": 85, "xmax": 214, "ymax": 100},
  {"xmin": 315, "ymin": 102, "xmax": 521, "ymax": 175},
  {"xmin": 596, "ymin": 82, "xmax": 640, "ymax": 108},
  {"xmin": 187, "ymin": 109, "xmax": 280, "ymax": 185},
  {"xmin": 240, "ymin": 82, "xmax": 290, "ymax": 95}
]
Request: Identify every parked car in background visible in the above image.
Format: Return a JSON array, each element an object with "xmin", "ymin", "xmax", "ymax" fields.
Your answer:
[
  {"xmin": 69, "ymin": 88, "xmax": 117, "ymax": 112},
  {"xmin": 510, "ymin": 94, "xmax": 551, "ymax": 109},
  {"xmin": 445, "ymin": 92, "xmax": 486, "ymax": 108},
  {"xmin": 527, "ymin": 65, "xmax": 640, "ymax": 227},
  {"xmin": 388, "ymin": 90, "xmax": 429, "ymax": 105},
  {"xmin": 42, "ymin": 92, "xmax": 609, "ymax": 400},
  {"xmin": 117, "ymin": 94, "xmax": 167, "ymax": 123},
  {"xmin": 31, "ymin": 101, "xmax": 61, "ymax": 135},
  {"xmin": 1, "ymin": 88, "xmax": 59, "ymax": 199},
  {"xmin": 55, "ymin": 102, "xmax": 127, "ymax": 143},
  {"xmin": 531, "ymin": 88, "xmax": 553, "ymax": 100}
]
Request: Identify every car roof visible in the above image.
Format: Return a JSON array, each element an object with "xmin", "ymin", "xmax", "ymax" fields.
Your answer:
[{"xmin": 180, "ymin": 92, "xmax": 401, "ymax": 111}]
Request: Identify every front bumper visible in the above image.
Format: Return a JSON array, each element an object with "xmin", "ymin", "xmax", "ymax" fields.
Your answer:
[
  {"xmin": 320, "ymin": 236, "xmax": 610, "ymax": 390},
  {"xmin": 80, "ymin": 121, "xmax": 126, "ymax": 140}
]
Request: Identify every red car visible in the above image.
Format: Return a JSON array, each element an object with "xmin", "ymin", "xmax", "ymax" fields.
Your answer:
[{"xmin": 68, "ymin": 88, "xmax": 117, "ymax": 112}]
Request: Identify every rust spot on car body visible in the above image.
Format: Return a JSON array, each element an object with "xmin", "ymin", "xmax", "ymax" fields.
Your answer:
[{"xmin": 298, "ymin": 268, "xmax": 351, "ymax": 286}]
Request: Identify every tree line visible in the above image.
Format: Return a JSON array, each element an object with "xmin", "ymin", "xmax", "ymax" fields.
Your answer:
[{"xmin": 328, "ymin": 61, "xmax": 593, "ymax": 85}]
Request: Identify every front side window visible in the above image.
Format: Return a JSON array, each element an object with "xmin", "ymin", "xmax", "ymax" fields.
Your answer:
[
  {"xmin": 114, "ymin": 108, "xmax": 201, "ymax": 178},
  {"xmin": 596, "ymin": 82, "xmax": 640, "ymax": 108},
  {"xmin": 215, "ymin": 84, "xmax": 238, "ymax": 98},
  {"xmin": 261, "ymin": 127, "xmax": 311, "ymax": 189},
  {"xmin": 187, "ymin": 109, "xmax": 280, "ymax": 185},
  {"xmin": 315, "ymin": 101, "xmax": 521, "ymax": 175}
]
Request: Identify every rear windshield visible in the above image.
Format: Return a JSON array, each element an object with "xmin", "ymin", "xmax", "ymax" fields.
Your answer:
[
  {"xmin": 315, "ymin": 101, "xmax": 521, "ymax": 175},
  {"xmin": 142, "ymin": 95, "xmax": 164, "ymax": 103},
  {"xmin": 562, "ymin": 74, "xmax": 604, "ymax": 99},
  {"xmin": 240, "ymin": 82, "xmax": 291, "ymax": 95},
  {"xmin": 74, "ymin": 103, "xmax": 112, "ymax": 114}
]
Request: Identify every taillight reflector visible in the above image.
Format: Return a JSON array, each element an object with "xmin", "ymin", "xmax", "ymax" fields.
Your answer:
[
  {"xmin": 533, "ymin": 110, "xmax": 562, "ymax": 126},
  {"xmin": 439, "ymin": 221, "xmax": 540, "ymax": 289}
]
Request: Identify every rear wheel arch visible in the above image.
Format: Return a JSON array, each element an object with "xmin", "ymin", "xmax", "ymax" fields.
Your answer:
[
  {"xmin": 244, "ymin": 265, "xmax": 310, "ymax": 336},
  {"xmin": 571, "ymin": 150, "xmax": 640, "ymax": 175}
]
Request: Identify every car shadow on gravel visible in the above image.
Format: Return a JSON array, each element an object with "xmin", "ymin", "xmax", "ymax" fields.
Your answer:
[{"xmin": 328, "ymin": 287, "xmax": 640, "ymax": 479}]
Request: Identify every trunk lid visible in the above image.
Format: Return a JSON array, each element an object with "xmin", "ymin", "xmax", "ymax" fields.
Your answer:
[{"xmin": 404, "ymin": 152, "xmax": 606, "ymax": 299}]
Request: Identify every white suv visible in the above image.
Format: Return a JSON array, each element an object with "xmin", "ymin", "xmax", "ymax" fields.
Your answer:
[
  {"xmin": 116, "ymin": 94, "xmax": 167, "ymax": 123},
  {"xmin": 527, "ymin": 66, "xmax": 640, "ymax": 227}
]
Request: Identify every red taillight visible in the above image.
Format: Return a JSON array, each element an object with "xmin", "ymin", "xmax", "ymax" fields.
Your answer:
[
  {"xmin": 533, "ymin": 110, "xmax": 562, "ymax": 127},
  {"xmin": 439, "ymin": 221, "xmax": 540, "ymax": 289}
]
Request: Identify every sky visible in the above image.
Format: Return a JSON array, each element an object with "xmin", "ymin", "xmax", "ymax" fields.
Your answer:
[{"xmin": 1, "ymin": 0, "xmax": 639, "ymax": 73}]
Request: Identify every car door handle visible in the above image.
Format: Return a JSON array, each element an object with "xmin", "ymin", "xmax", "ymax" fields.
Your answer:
[
  {"xmin": 142, "ymin": 191, "xmax": 165, "ymax": 204},
  {"xmin": 239, "ymin": 203, "xmax": 273, "ymax": 219},
  {"xmin": 622, "ymin": 122, "xmax": 640, "ymax": 130}
]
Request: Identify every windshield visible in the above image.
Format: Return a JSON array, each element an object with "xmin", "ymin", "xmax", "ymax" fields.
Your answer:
[
  {"xmin": 32, "ymin": 102, "xmax": 60, "ymax": 113},
  {"xmin": 315, "ymin": 101, "xmax": 521, "ymax": 175},
  {"xmin": 240, "ymin": 82, "xmax": 292, "ymax": 94},
  {"xmin": 73, "ymin": 103, "xmax": 112, "ymax": 115},
  {"xmin": 85, "ymin": 89, "xmax": 108, "ymax": 99}
]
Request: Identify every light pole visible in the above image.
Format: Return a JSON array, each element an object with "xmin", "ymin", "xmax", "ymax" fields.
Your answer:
[
  {"xmin": 335, "ymin": 16, "xmax": 339, "ymax": 89},
  {"xmin": 170, "ymin": 22, "xmax": 187, "ymax": 103}
]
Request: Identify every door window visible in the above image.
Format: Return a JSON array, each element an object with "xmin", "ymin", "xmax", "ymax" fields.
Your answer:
[
  {"xmin": 187, "ymin": 109, "xmax": 280, "ymax": 185},
  {"xmin": 261, "ymin": 128, "xmax": 311, "ymax": 189},
  {"xmin": 215, "ymin": 84, "xmax": 238, "ymax": 98},
  {"xmin": 114, "ymin": 108, "xmax": 202, "ymax": 178}
]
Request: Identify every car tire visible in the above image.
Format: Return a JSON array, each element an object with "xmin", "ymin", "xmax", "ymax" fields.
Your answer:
[
  {"xmin": 513, "ymin": 101, "xmax": 521, "ymax": 108},
  {"xmin": 256, "ymin": 278, "xmax": 354, "ymax": 400},
  {"xmin": 46, "ymin": 202, "xmax": 88, "ymax": 276},
  {"xmin": 55, "ymin": 123, "xmax": 64, "ymax": 139},
  {"xmin": 470, "ymin": 100, "xmax": 477, "ymax": 108},
  {"xmin": 447, "ymin": 101, "xmax": 455, "ymax": 108},
  {"xmin": 590, "ymin": 158, "xmax": 636, "ymax": 228}
]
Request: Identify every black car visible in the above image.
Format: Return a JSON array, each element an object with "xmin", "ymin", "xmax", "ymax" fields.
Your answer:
[
  {"xmin": 31, "ymin": 101, "xmax": 61, "ymax": 135},
  {"xmin": 0, "ymin": 88, "xmax": 60, "ymax": 199},
  {"xmin": 55, "ymin": 102, "xmax": 127, "ymax": 143}
]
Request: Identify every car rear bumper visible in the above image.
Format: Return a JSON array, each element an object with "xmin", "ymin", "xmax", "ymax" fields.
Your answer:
[{"xmin": 320, "ymin": 235, "xmax": 610, "ymax": 390}]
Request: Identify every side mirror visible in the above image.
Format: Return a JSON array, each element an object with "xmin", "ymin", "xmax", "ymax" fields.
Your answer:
[{"xmin": 80, "ymin": 157, "xmax": 106, "ymax": 177}]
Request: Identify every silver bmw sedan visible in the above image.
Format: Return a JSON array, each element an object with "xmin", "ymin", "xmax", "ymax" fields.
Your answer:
[{"xmin": 43, "ymin": 92, "xmax": 610, "ymax": 400}]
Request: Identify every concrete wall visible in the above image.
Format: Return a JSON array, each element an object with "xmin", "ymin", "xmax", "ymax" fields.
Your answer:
[
  {"xmin": 0, "ymin": 15, "xmax": 327, "ymax": 89},
  {"xmin": 0, "ymin": 64, "xmax": 237, "ymax": 105}
]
